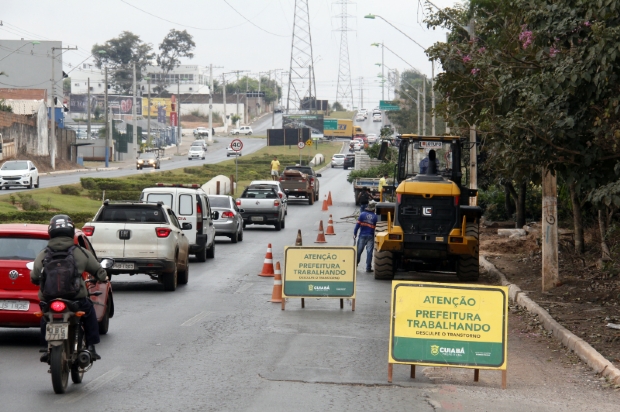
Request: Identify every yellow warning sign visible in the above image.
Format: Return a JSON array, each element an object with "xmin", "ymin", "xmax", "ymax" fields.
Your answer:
[{"xmin": 305, "ymin": 139, "xmax": 313, "ymax": 146}]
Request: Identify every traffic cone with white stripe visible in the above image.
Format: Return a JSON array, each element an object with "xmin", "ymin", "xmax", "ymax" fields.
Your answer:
[
  {"xmin": 327, "ymin": 191, "xmax": 333, "ymax": 206},
  {"xmin": 258, "ymin": 243, "xmax": 275, "ymax": 277},
  {"xmin": 315, "ymin": 220, "xmax": 327, "ymax": 243},
  {"xmin": 270, "ymin": 262, "xmax": 283, "ymax": 303},
  {"xmin": 325, "ymin": 215, "xmax": 336, "ymax": 235},
  {"xmin": 322, "ymin": 195, "xmax": 329, "ymax": 211}
]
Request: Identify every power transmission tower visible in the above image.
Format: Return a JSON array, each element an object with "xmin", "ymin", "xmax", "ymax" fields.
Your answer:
[
  {"xmin": 286, "ymin": 0, "xmax": 317, "ymax": 113},
  {"xmin": 335, "ymin": 1, "xmax": 354, "ymax": 110}
]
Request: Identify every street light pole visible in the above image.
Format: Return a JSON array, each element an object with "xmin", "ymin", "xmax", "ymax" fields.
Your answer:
[
  {"xmin": 147, "ymin": 77, "xmax": 151, "ymax": 147},
  {"xmin": 381, "ymin": 42, "xmax": 385, "ymax": 101},
  {"xmin": 132, "ymin": 62, "xmax": 137, "ymax": 159},
  {"xmin": 104, "ymin": 66, "xmax": 108, "ymax": 167},
  {"xmin": 209, "ymin": 63, "xmax": 213, "ymax": 143}
]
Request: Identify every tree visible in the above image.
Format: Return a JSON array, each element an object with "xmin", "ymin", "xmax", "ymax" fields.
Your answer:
[
  {"xmin": 63, "ymin": 77, "xmax": 71, "ymax": 95},
  {"xmin": 154, "ymin": 29, "xmax": 196, "ymax": 93},
  {"xmin": 92, "ymin": 31, "xmax": 155, "ymax": 95},
  {"xmin": 0, "ymin": 99, "xmax": 13, "ymax": 113},
  {"xmin": 332, "ymin": 101, "xmax": 344, "ymax": 111}
]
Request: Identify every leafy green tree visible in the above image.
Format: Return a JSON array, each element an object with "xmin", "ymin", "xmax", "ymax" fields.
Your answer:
[
  {"xmin": 332, "ymin": 101, "xmax": 344, "ymax": 111},
  {"xmin": 92, "ymin": 31, "xmax": 155, "ymax": 94},
  {"xmin": 0, "ymin": 99, "xmax": 13, "ymax": 113},
  {"xmin": 154, "ymin": 29, "xmax": 196, "ymax": 93},
  {"xmin": 63, "ymin": 77, "xmax": 71, "ymax": 95}
]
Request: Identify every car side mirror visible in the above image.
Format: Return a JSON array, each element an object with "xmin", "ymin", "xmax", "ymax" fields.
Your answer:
[
  {"xmin": 316, "ymin": 173, "xmax": 322, "ymax": 177},
  {"xmin": 30, "ymin": 167, "xmax": 36, "ymax": 171},
  {"xmin": 211, "ymin": 211, "xmax": 219, "ymax": 220},
  {"xmin": 182, "ymin": 222, "xmax": 193, "ymax": 230}
]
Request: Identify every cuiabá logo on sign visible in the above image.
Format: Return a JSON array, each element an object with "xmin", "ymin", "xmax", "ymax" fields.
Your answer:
[
  {"xmin": 308, "ymin": 285, "xmax": 314, "ymax": 291},
  {"xmin": 313, "ymin": 285, "xmax": 330, "ymax": 291},
  {"xmin": 430, "ymin": 345, "xmax": 465, "ymax": 357}
]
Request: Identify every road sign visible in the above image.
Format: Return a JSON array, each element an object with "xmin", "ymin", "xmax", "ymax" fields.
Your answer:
[
  {"xmin": 305, "ymin": 139, "xmax": 313, "ymax": 146},
  {"xmin": 379, "ymin": 100, "xmax": 400, "ymax": 111},
  {"xmin": 231, "ymin": 139, "xmax": 243, "ymax": 152},
  {"xmin": 389, "ymin": 281, "xmax": 508, "ymax": 370},
  {"xmin": 297, "ymin": 141, "xmax": 305, "ymax": 149},
  {"xmin": 324, "ymin": 119, "xmax": 338, "ymax": 131},
  {"xmin": 283, "ymin": 246, "xmax": 356, "ymax": 298}
]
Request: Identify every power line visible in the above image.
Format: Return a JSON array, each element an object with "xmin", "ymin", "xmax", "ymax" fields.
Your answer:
[{"xmin": 222, "ymin": 0, "xmax": 287, "ymax": 37}]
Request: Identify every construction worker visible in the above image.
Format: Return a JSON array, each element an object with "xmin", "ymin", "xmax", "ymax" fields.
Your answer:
[
  {"xmin": 378, "ymin": 173, "xmax": 388, "ymax": 201},
  {"xmin": 354, "ymin": 201, "xmax": 377, "ymax": 273}
]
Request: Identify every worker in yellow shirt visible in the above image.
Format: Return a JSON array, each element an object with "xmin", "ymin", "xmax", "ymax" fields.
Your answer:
[
  {"xmin": 378, "ymin": 173, "xmax": 388, "ymax": 201},
  {"xmin": 270, "ymin": 156, "xmax": 281, "ymax": 181}
]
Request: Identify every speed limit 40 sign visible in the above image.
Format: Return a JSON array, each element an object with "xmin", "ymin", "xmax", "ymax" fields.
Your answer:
[
  {"xmin": 297, "ymin": 141, "xmax": 305, "ymax": 149},
  {"xmin": 231, "ymin": 139, "xmax": 243, "ymax": 152}
]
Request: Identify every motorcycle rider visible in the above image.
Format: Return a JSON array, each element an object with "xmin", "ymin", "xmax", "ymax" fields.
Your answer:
[{"xmin": 30, "ymin": 215, "xmax": 108, "ymax": 362}]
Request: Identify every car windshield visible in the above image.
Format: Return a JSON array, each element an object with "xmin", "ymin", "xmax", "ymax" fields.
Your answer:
[
  {"xmin": 192, "ymin": 142, "xmax": 203, "ymax": 147},
  {"xmin": 96, "ymin": 206, "xmax": 167, "ymax": 223},
  {"xmin": 0, "ymin": 237, "xmax": 47, "ymax": 260},
  {"xmin": 190, "ymin": 146, "xmax": 202, "ymax": 151},
  {"xmin": 139, "ymin": 153, "xmax": 156, "ymax": 160},
  {"xmin": 208, "ymin": 196, "xmax": 231, "ymax": 208},
  {"xmin": 243, "ymin": 189, "xmax": 277, "ymax": 199},
  {"xmin": 1, "ymin": 161, "xmax": 28, "ymax": 170},
  {"xmin": 333, "ymin": 155, "xmax": 345, "ymax": 158}
]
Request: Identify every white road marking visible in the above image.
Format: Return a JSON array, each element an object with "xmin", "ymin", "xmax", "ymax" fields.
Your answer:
[
  {"xmin": 234, "ymin": 282, "xmax": 254, "ymax": 294},
  {"xmin": 55, "ymin": 366, "xmax": 122, "ymax": 404},
  {"xmin": 181, "ymin": 311, "xmax": 210, "ymax": 326}
]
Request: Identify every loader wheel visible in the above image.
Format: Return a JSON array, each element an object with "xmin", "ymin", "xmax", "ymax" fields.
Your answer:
[
  {"xmin": 373, "ymin": 249, "xmax": 395, "ymax": 280},
  {"xmin": 456, "ymin": 222, "xmax": 480, "ymax": 282}
]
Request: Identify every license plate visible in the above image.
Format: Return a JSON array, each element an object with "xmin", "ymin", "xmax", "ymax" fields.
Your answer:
[
  {"xmin": 0, "ymin": 300, "xmax": 30, "ymax": 311},
  {"xmin": 251, "ymin": 216, "xmax": 264, "ymax": 222},
  {"xmin": 112, "ymin": 262, "xmax": 135, "ymax": 270},
  {"xmin": 46, "ymin": 323, "xmax": 68, "ymax": 341}
]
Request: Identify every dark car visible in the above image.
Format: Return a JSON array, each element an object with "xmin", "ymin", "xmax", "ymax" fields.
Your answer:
[
  {"xmin": 343, "ymin": 153, "xmax": 355, "ymax": 170},
  {"xmin": 136, "ymin": 152, "xmax": 160, "ymax": 170}
]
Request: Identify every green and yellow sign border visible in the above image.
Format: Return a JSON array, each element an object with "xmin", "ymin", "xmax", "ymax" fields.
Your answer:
[
  {"xmin": 388, "ymin": 281, "xmax": 508, "ymax": 370},
  {"xmin": 283, "ymin": 246, "xmax": 356, "ymax": 299}
]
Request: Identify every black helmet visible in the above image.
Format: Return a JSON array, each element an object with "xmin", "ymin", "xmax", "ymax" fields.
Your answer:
[{"xmin": 48, "ymin": 214, "xmax": 75, "ymax": 239}]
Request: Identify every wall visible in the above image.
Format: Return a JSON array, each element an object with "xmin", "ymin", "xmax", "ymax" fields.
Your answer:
[
  {"xmin": 180, "ymin": 103, "xmax": 245, "ymax": 124},
  {"xmin": 77, "ymin": 139, "xmax": 113, "ymax": 161}
]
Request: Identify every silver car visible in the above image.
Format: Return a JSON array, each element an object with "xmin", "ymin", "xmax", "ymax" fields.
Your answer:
[
  {"xmin": 249, "ymin": 180, "xmax": 288, "ymax": 215},
  {"xmin": 208, "ymin": 195, "xmax": 244, "ymax": 243},
  {"xmin": 331, "ymin": 154, "xmax": 345, "ymax": 168}
]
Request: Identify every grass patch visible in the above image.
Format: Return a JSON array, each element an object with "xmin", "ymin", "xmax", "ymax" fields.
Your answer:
[
  {"xmin": 0, "ymin": 142, "xmax": 344, "ymax": 223},
  {"xmin": 328, "ymin": 111, "xmax": 355, "ymax": 120}
]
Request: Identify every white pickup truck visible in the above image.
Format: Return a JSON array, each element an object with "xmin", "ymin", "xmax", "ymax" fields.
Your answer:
[{"xmin": 82, "ymin": 201, "xmax": 190, "ymax": 291}]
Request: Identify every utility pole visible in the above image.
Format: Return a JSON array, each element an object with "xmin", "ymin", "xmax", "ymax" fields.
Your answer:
[
  {"xmin": 132, "ymin": 63, "xmax": 137, "ymax": 159},
  {"xmin": 50, "ymin": 45, "xmax": 76, "ymax": 170},
  {"xmin": 422, "ymin": 75, "xmax": 427, "ymax": 135},
  {"xmin": 177, "ymin": 79, "xmax": 181, "ymax": 154},
  {"xmin": 87, "ymin": 77, "xmax": 91, "ymax": 140},
  {"xmin": 431, "ymin": 61, "xmax": 436, "ymax": 135},
  {"xmin": 236, "ymin": 71, "xmax": 240, "ymax": 119},
  {"xmin": 147, "ymin": 77, "xmax": 151, "ymax": 147},
  {"xmin": 417, "ymin": 88, "xmax": 421, "ymax": 136},
  {"xmin": 271, "ymin": 70, "xmax": 276, "ymax": 126},
  {"xmin": 104, "ymin": 66, "xmax": 108, "ymax": 167},
  {"xmin": 381, "ymin": 42, "xmax": 385, "ymax": 101},
  {"xmin": 468, "ymin": 19, "xmax": 477, "ymax": 206},
  {"xmin": 542, "ymin": 168, "xmax": 559, "ymax": 291},
  {"xmin": 222, "ymin": 74, "xmax": 227, "ymax": 132},
  {"xmin": 209, "ymin": 63, "xmax": 213, "ymax": 143}
]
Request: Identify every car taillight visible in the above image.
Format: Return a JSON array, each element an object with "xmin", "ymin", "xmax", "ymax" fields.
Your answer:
[
  {"xmin": 236, "ymin": 199, "xmax": 241, "ymax": 206},
  {"xmin": 50, "ymin": 301, "xmax": 66, "ymax": 312},
  {"xmin": 222, "ymin": 211, "xmax": 234, "ymax": 218},
  {"xmin": 155, "ymin": 227, "xmax": 172, "ymax": 238},
  {"xmin": 82, "ymin": 226, "xmax": 95, "ymax": 236},
  {"xmin": 279, "ymin": 193, "xmax": 283, "ymax": 199},
  {"xmin": 274, "ymin": 200, "xmax": 280, "ymax": 206},
  {"xmin": 309, "ymin": 177, "xmax": 314, "ymax": 186},
  {"xmin": 279, "ymin": 177, "xmax": 284, "ymax": 182}
]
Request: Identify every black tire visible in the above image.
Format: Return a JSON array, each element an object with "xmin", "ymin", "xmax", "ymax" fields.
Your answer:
[
  {"xmin": 374, "ymin": 249, "xmax": 395, "ymax": 280},
  {"xmin": 456, "ymin": 222, "xmax": 480, "ymax": 282},
  {"xmin": 162, "ymin": 265, "xmax": 178, "ymax": 291},
  {"xmin": 50, "ymin": 345, "xmax": 69, "ymax": 394},
  {"xmin": 315, "ymin": 192, "xmax": 319, "ymax": 201},
  {"xmin": 242, "ymin": 221, "xmax": 247, "ymax": 229},
  {"xmin": 309, "ymin": 193, "xmax": 314, "ymax": 205},
  {"xmin": 331, "ymin": 164, "xmax": 334, "ymax": 168},
  {"xmin": 98, "ymin": 298, "xmax": 111, "ymax": 335},
  {"xmin": 238, "ymin": 226, "xmax": 243, "ymax": 241},
  {"xmin": 178, "ymin": 256, "xmax": 189, "ymax": 285},
  {"xmin": 28, "ymin": 179, "xmax": 33, "ymax": 189},
  {"xmin": 35, "ymin": 178, "xmax": 40, "ymax": 188},
  {"xmin": 206, "ymin": 241, "xmax": 215, "ymax": 259},
  {"xmin": 188, "ymin": 158, "xmax": 192, "ymax": 161},
  {"xmin": 281, "ymin": 217, "xmax": 285, "ymax": 229},
  {"xmin": 196, "ymin": 242, "xmax": 207, "ymax": 262},
  {"xmin": 248, "ymin": 132, "xmax": 252, "ymax": 135},
  {"xmin": 274, "ymin": 219, "xmax": 282, "ymax": 231},
  {"xmin": 230, "ymin": 229, "xmax": 239, "ymax": 243}
]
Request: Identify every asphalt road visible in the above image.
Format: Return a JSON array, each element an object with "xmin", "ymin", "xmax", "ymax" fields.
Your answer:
[
  {"xmin": 251, "ymin": 112, "xmax": 283, "ymax": 135},
  {"xmin": 1, "ymin": 140, "xmax": 618, "ymax": 410},
  {"xmin": 5, "ymin": 137, "xmax": 266, "ymax": 194}
]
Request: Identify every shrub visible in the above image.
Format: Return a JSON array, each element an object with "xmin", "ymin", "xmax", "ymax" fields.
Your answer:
[
  {"xmin": 88, "ymin": 190, "xmax": 142, "ymax": 201},
  {"xmin": 59, "ymin": 185, "xmax": 82, "ymax": 196},
  {"xmin": 0, "ymin": 211, "xmax": 95, "ymax": 225},
  {"xmin": 21, "ymin": 198, "xmax": 41, "ymax": 211}
]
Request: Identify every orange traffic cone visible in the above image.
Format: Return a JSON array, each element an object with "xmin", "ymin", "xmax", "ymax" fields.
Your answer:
[
  {"xmin": 322, "ymin": 195, "xmax": 329, "ymax": 211},
  {"xmin": 270, "ymin": 262, "xmax": 283, "ymax": 303},
  {"xmin": 326, "ymin": 215, "xmax": 336, "ymax": 235},
  {"xmin": 295, "ymin": 229, "xmax": 303, "ymax": 246},
  {"xmin": 258, "ymin": 243, "xmax": 275, "ymax": 277},
  {"xmin": 315, "ymin": 220, "xmax": 327, "ymax": 243},
  {"xmin": 327, "ymin": 191, "xmax": 333, "ymax": 206}
]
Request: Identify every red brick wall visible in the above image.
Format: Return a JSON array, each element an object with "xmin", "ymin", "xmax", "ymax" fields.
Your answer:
[
  {"xmin": 0, "ymin": 88, "xmax": 47, "ymax": 101},
  {"xmin": 0, "ymin": 111, "xmax": 36, "ymax": 128}
]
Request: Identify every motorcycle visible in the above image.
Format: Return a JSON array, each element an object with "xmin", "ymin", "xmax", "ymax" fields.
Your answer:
[{"xmin": 28, "ymin": 258, "xmax": 114, "ymax": 394}]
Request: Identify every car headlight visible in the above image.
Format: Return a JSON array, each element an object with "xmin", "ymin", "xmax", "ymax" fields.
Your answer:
[
  {"xmin": 138, "ymin": 160, "xmax": 144, "ymax": 163},
  {"xmin": 149, "ymin": 160, "xmax": 154, "ymax": 163},
  {"xmin": 21, "ymin": 174, "xmax": 29, "ymax": 177}
]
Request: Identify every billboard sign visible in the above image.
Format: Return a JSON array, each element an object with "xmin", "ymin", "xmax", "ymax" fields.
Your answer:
[
  {"xmin": 69, "ymin": 94, "xmax": 142, "ymax": 115},
  {"xmin": 142, "ymin": 97, "xmax": 173, "ymax": 117},
  {"xmin": 282, "ymin": 114, "xmax": 324, "ymax": 134}
]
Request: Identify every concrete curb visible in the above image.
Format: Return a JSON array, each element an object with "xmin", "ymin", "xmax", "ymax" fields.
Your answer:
[
  {"xmin": 480, "ymin": 255, "xmax": 620, "ymax": 385},
  {"xmin": 40, "ymin": 167, "xmax": 120, "ymax": 176}
]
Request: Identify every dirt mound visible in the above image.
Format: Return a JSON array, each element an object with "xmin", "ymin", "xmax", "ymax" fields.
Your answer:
[{"xmin": 5, "ymin": 155, "xmax": 79, "ymax": 173}]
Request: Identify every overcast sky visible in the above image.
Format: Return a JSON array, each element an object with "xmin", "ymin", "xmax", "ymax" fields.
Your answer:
[{"xmin": 1, "ymin": 0, "xmax": 461, "ymax": 108}]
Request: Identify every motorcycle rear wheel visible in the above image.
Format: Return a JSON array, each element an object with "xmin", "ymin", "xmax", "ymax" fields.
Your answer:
[
  {"xmin": 71, "ymin": 330, "xmax": 86, "ymax": 383},
  {"xmin": 51, "ymin": 345, "xmax": 69, "ymax": 394}
]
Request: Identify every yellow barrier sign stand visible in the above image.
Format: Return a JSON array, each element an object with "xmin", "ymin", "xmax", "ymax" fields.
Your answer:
[
  {"xmin": 388, "ymin": 281, "xmax": 508, "ymax": 389},
  {"xmin": 282, "ymin": 246, "xmax": 356, "ymax": 311}
]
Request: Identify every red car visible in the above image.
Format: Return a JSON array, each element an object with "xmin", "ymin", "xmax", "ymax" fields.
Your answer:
[{"xmin": 0, "ymin": 224, "xmax": 114, "ymax": 334}]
